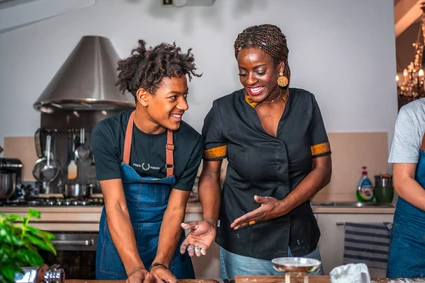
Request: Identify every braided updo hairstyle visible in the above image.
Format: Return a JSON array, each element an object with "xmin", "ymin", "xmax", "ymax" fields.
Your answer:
[
  {"xmin": 116, "ymin": 40, "xmax": 201, "ymax": 98},
  {"xmin": 234, "ymin": 24, "xmax": 291, "ymax": 87}
]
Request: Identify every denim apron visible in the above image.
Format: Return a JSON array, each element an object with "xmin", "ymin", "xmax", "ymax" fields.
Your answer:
[
  {"xmin": 387, "ymin": 134, "xmax": 425, "ymax": 278},
  {"xmin": 96, "ymin": 111, "xmax": 194, "ymax": 280}
]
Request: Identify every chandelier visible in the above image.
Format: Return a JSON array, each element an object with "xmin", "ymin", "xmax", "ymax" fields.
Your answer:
[{"xmin": 397, "ymin": 2, "xmax": 425, "ymax": 100}]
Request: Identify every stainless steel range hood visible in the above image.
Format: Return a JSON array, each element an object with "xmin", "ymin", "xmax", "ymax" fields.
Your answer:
[{"xmin": 34, "ymin": 36, "xmax": 135, "ymax": 113}]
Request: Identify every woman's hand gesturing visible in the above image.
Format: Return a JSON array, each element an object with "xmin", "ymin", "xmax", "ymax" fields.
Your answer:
[{"xmin": 230, "ymin": 195, "xmax": 283, "ymax": 230}]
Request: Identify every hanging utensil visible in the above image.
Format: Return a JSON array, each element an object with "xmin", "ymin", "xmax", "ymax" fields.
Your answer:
[
  {"xmin": 34, "ymin": 128, "xmax": 46, "ymax": 158},
  {"xmin": 32, "ymin": 134, "xmax": 59, "ymax": 182},
  {"xmin": 67, "ymin": 132, "xmax": 78, "ymax": 180},
  {"xmin": 75, "ymin": 128, "xmax": 91, "ymax": 161}
]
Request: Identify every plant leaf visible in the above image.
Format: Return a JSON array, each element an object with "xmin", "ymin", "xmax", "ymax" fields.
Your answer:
[
  {"xmin": 3, "ymin": 214, "xmax": 25, "ymax": 223},
  {"xmin": 0, "ymin": 209, "xmax": 57, "ymax": 278},
  {"xmin": 28, "ymin": 208, "xmax": 41, "ymax": 220},
  {"xmin": 25, "ymin": 226, "xmax": 56, "ymax": 241},
  {"xmin": 22, "ymin": 233, "xmax": 55, "ymax": 253},
  {"xmin": 0, "ymin": 243, "xmax": 13, "ymax": 262},
  {"xmin": 0, "ymin": 227, "xmax": 24, "ymax": 246},
  {"xmin": 1, "ymin": 262, "xmax": 23, "ymax": 283},
  {"xmin": 15, "ymin": 249, "xmax": 44, "ymax": 267}
]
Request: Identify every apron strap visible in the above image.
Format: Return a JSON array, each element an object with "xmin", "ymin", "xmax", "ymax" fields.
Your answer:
[
  {"xmin": 166, "ymin": 129, "xmax": 174, "ymax": 177},
  {"xmin": 123, "ymin": 110, "xmax": 174, "ymax": 177},
  {"xmin": 123, "ymin": 111, "xmax": 135, "ymax": 165},
  {"xmin": 422, "ymin": 132, "xmax": 425, "ymax": 150}
]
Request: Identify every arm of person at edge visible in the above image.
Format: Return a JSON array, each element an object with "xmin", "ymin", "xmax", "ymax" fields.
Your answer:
[
  {"xmin": 150, "ymin": 188, "xmax": 191, "ymax": 283},
  {"xmin": 230, "ymin": 155, "xmax": 332, "ymax": 230},
  {"xmin": 180, "ymin": 160, "xmax": 222, "ymax": 257},
  {"xmin": 393, "ymin": 162, "xmax": 425, "ymax": 211},
  {"xmin": 100, "ymin": 179, "xmax": 155, "ymax": 283}
]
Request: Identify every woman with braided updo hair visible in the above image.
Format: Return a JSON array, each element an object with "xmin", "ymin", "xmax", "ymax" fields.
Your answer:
[
  {"xmin": 92, "ymin": 39, "xmax": 203, "ymax": 282},
  {"xmin": 180, "ymin": 24, "xmax": 332, "ymax": 278}
]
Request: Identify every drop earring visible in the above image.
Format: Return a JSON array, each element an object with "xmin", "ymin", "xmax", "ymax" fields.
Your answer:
[{"xmin": 277, "ymin": 72, "xmax": 289, "ymax": 87}]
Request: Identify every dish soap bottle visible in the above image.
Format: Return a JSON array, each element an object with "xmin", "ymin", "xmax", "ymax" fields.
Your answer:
[{"xmin": 357, "ymin": 166, "xmax": 374, "ymax": 202}]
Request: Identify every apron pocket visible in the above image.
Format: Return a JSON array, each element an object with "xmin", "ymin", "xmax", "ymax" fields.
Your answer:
[
  {"xmin": 134, "ymin": 222, "xmax": 162, "ymax": 265},
  {"xmin": 99, "ymin": 222, "xmax": 126, "ymax": 277}
]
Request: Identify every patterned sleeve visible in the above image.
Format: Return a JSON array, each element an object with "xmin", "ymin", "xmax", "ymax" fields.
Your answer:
[
  {"xmin": 309, "ymin": 94, "xmax": 331, "ymax": 158},
  {"xmin": 201, "ymin": 100, "xmax": 227, "ymax": 160}
]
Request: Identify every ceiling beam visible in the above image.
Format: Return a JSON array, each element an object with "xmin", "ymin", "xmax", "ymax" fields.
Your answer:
[{"xmin": 395, "ymin": 0, "xmax": 423, "ymax": 37}]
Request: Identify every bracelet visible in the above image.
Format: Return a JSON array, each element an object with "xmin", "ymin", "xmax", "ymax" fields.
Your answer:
[{"xmin": 149, "ymin": 262, "xmax": 168, "ymax": 272}]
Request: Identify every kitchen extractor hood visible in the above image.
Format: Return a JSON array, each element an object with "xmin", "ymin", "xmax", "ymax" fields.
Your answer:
[{"xmin": 34, "ymin": 35, "xmax": 135, "ymax": 113}]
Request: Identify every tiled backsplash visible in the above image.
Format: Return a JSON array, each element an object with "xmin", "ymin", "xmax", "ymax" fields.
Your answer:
[
  {"xmin": 313, "ymin": 132, "xmax": 389, "ymax": 202},
  {"xmin": 4, "ymin": 132, "xmax": 389, "ymax": 202},
  {"xmin": 4, "ymin": 137, "xmax": 38, "ymax": 181}
]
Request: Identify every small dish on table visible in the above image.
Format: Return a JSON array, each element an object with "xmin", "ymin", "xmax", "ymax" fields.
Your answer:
[{"xmin": 271, "ymin": 257, "xmax": 321, "ymax": 283}]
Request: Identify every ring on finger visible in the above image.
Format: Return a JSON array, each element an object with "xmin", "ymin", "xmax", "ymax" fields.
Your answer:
[{"xmin": 249, "ymin": 220, "xmax": 256, "ymax": 225}]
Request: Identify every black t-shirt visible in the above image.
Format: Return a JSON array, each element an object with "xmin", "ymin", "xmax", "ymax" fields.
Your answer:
[
  {"xmin": 92, "ymin": 110, "xmax": 203, "ymax": 192},
  {"xmin": 203, "ymin": 88, "xmax": 331, "ymax": 259}
]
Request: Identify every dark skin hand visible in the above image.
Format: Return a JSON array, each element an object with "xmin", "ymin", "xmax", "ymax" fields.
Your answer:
[
  {"xmin": 180, "ymin": 160, "xmax": 221, "ymax": 257},
  {"xmin": 230, "ymin": 195, "xmax": 281, "ymax": 230},
  {"xmin": 180, "ymin": 220, "xmax": 216, "ymax": 257},
  {"xmin": 150, "ymin": 266, "xmax": 178, "ymax": 283},
  {"xmin": 126, "ymin": 268, "xmax": 155, "ymax": 283},
  {"xmin": 231, "ymin": 155, "xmax": 331, "ymax": 230}
]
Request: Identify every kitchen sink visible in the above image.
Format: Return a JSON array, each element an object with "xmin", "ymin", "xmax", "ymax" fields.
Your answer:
[{"xmin": 310, "ymin": 201, "xmax": 394, "ymax": 208}]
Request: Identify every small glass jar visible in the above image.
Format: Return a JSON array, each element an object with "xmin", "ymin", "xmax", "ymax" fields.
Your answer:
[{"xmin": 374, "ymin": 174, "xmax": 394, "ymax": 204}]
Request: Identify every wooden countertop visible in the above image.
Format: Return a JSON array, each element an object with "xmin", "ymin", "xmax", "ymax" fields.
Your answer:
[
  {"xmin": 66, "ymin": 281, "xmax": 218, "ymax": 283},
  {"xmin": 65, "ymin": 280, "xmax": 219, "ymax": 283},
  {"xmin": 0, "ymin": 202, "xmax": 202, "ymax": 231},
  {"xmin": 233, "ymin": 275, "xmax": 425, "ymax": 282},
  {"xmin": 0, "ymin": 202, "xmax": 394, "ymax": 231},
  {"xmin": 233, "ymin": 275, "xmax": 425, "ymax": 283},
  {"xmin": 0, "ymin": 201, "xmax": 394, "ymax": 215},
  {"xmin": 311, "ymin": 205, "xmax": 395, "ymax": 214},
  {"xmin": 65, "ymin": 276, "xmax": 425, "ymax": 283}
]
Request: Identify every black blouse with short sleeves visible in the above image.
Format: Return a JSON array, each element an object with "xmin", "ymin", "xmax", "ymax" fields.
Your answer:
[{"xmin": 202, "ymin": 88, "xmax": 331, "ymax": 259}]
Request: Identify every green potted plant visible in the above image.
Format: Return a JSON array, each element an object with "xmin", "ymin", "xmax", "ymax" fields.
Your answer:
[{"xmin": 0, "ymin": 208, "xmax": 56, "ymax": 283}]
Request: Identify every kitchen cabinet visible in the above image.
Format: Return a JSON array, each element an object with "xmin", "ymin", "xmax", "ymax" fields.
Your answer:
[{"xmin": 316, "ymin": 213, "xmax": 394, "ymax": 278}]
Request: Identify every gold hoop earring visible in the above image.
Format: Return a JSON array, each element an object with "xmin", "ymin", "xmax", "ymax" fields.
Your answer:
[{"xmin": 277, "ymin": 72, "xmax": 288, "ymax": 87}]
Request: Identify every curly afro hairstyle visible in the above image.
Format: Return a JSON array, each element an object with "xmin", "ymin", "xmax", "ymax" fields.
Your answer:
[
  {"xmin": 234, "ymin": 24, "xmax": 291, "ymax": 86},
  {"xmin": 116, "ymin": 40, "xmax": 201, "ymax": 98}
]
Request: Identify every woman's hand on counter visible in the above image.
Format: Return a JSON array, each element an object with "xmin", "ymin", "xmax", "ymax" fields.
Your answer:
[
  {"xmin": 150, "ymin": 265, "xmax": 178, "ymax": 283},
  {"xmin": 180, "ymin": 220, "xmax": 216, "ymax": 257},
  {"xmin": 126, "ymin": 267, "xmax": 154, "ymax": 283}
]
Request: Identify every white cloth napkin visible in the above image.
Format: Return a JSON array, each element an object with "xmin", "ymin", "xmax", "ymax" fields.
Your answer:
[{"xmin": 330, "ymin": 263, "xmax": 371, "ymax": 283}]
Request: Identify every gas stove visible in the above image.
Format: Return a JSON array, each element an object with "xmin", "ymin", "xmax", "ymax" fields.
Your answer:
[{"xmin": 0, "ymin": 196, "xmax": 104, "ymax": 207}]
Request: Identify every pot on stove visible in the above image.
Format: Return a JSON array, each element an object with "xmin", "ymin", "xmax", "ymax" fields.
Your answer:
[
  {"xmin": 0, "ymin": 171, "xmax": 16, "ymax": 199},
  {"xmin": 62, "ymin": 183, "xmax": 95, "ymax": 198},
  {"xmin": 0, "ymin": 158, "xmax": 22, "ymax": 199}
]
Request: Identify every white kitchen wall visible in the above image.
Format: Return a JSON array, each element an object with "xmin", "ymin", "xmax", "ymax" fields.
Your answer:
[{"xmin": 0, "ymin": 0, "xmax": 397, "ymax": 153}]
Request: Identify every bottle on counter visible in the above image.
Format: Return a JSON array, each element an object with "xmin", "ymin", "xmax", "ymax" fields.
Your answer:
[{"xmin": 356, "ymin": 166, "xmax": 374, "ymax": 202}]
